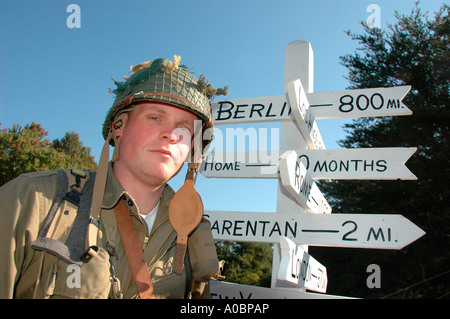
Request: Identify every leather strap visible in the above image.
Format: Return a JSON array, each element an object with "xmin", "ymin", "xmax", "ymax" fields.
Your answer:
[{"xmin": 114, "ymin": 199, "xmax": 156, "ymax": 299}]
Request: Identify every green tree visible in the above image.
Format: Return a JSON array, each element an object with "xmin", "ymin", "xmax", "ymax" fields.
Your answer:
[
  {"xmin": 53, "ymin": 132, "xmax": 97, "ymax": 171},
  {"xmin": 311, "ymin": 3, "xmax": 449, "ymax": 298},
  {"xmin": 0, "ymin": 122, "xmax": 97, "ymax": 186},
  {"xmin": 215, "ymin": 241, "xmax": 273, "ymax": 288}
]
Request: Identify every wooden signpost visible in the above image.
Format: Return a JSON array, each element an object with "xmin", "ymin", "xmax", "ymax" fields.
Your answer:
[
  {"xmin": 200, "ymin": 147, "xmax": 417, "ymax": 180},
  {"xmin": 211, "ymin": 85, "xmax": 412, "ymax": 124},
  {"xmin": 282, "ymin": 147, "xmax": 417, "ymax": 180},
  {"xmin": 278, "ymin": 236, "xmax": 328, "ymax": 293},
  {"xmin": 279, "ymin": 150, "xmax": 331, "ymax": 214},
  {"xmin": 210, "ymin": 281, "xmax": 353, "ymax": 299},
  {"xmin": 203, "ymin": 210, "xmax": 425, "ymax": 250},
  {"xmin": 204, "ymin": 40, "xmax": 423, "ymax": 298},
  {"xmin": 308, "ymin": 86, "xmax": 412, "ymax": 119},
  {"xmin": 200, "ymin": 150, "xmax": 279, "ymax": 179},
  {"xmin": 287, "ymin": 78, "xmax": 325, "ymax": 150}
]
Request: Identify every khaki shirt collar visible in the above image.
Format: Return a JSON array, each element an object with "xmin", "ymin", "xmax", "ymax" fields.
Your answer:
[
  {"xmin": 101, "ymin": 162, "xmax": 127, "ymax": 210},
  {"xmin": 101, "ymin": 162, "xmax": 175, "ymax": 218}
]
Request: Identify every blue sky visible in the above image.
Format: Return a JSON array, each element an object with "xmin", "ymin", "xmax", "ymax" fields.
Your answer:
[{"xmin": 0, "ymin": 0, "xmax": 446, "ymax": 212}]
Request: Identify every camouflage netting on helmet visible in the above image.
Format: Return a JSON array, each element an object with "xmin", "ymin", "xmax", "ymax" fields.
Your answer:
[{"xmin": 103, "ymin": 56, "xmax": 228, "ymax": 143}]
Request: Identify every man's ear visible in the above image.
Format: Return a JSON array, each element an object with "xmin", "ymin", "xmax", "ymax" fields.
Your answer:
[{"xmin": 112, "ymin": 113, "xmax": 128, "ymax": 139}]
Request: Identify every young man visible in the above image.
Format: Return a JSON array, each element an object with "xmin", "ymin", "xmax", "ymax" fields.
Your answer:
[{"xmin": 0, "ymin": 56, "xmax": 227, "ymax": 299}]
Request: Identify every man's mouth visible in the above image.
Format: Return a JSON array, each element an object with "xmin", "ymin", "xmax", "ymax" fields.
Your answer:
[{"xmin": 152, "ymin": 149, "xmax": 172, "ymax": 158}]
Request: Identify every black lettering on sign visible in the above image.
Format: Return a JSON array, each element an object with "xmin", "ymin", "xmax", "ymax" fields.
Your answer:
[
  {"xmin": 203, "ymin": 161, "xmax": 241, "ymax": 171},
  {"xmin": 210, "ymin": 219, "xmax": 298, "ymax": 238},
  {"xmin": 301, "ymin": 258, "xmax": 309, "ymax": 281},
  {"xmin": 387, "ymin": 99, "xmax": 401, "ymax": 109},
  {"xmin": 312, "ymin": 159, "xmax": 388, "ymax": 173},
  {"xmin": 298, "ymin": 155, "xmax": 310, "ymax": 170},
  {"xmin": 338, "ymin": 93, "xmax": 385, "ymax": 113},
  {"xmin": 371, "ymin": 93, "xmax": 384, "ymax": 109},
  {"xmin": 291, "ymin": 249, "xmax": 298, "ymax": 279},
  {"xmin": 376, "ymin": 160, "xmax": 387, "ymax": 172},
  {"xmin": 367, "ymin": 227, "xmax": 392, "ymax": 242},
  {"xmin": 214, "ymin": 101, "xmax": 291, "ymax": 121},
  {"xmin": 250, "ymin": 104, "xmax": 264, "ymax": 118},
  {"xmin": 289, "ymin": 248, "xmax": 309, "ymax": 281},
  {"xmin": 233, "ymin": 220, "xmax": 244, "ymax": 236},
  {"xmin": 281, "ymin": 102, "xmax": 291, "ymax": 117},
  {"xmin": 211, "ymin": 291, "xmax": 253, "ymax": 299},
  {"xmin": 216, "ymin": 101, "xmax": 234, "ymax": 120},
  {"xmin": 294, "ymin": 157, "xmax": 312, "ymax": 197},
  {"xmin": 342, "ymin": 221, "xmax": 358, "ymax": 241},
  {"xmin": 234, "ymin": 104, "xmax": 247, "ymax": 119},
  {"xmin": 222, "ymin": 220, "xmax": 233, "ymax": 235}
]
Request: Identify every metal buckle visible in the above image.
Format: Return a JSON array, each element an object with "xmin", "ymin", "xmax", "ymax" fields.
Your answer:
[
  {"xmin": 164, "ymin": 260, "xmax": 173, "ymax": 275},
  {"xmin": 80, "ymin": 246, "xmax": 98, "ymax": 263}
]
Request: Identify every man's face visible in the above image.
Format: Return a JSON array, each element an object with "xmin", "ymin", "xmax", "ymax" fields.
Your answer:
[{"xmin": 114, "ymin": 102, "xmax": 199, "ymax": 187}]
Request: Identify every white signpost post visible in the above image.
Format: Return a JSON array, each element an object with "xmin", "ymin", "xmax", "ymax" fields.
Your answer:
[{"xmin": 204, "ymin": 40, "xmax": 424, "ymax": 298}]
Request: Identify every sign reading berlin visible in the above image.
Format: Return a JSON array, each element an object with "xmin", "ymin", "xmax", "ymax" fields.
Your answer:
[{"xmin": 211, "ymin": 85, "xmax": 411, "ymax": 124}]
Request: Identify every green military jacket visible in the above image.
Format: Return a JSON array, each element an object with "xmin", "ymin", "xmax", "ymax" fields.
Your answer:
[{"xmin": 0, "ymin": 164, "xmax": 219, "ymax": 299}]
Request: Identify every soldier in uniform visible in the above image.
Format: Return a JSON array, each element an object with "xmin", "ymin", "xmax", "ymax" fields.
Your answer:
[{"xmin": 0, "ymin": 56, "xmax": 227, "ymax": 299}]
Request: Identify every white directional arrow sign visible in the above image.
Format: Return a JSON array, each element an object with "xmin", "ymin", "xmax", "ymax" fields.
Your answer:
[
  {"xmin": 212, "ymin": 94, "xmax": 289, "ymax": 124},
  {"xmin": 292, "ymin": 147, "xmax": 417, "ymax": 180},
  {"xmin": 200, "ymin": 150, "xmax": 279, "ymax": 178},
  {"xmin": 278, "ymin": 236, "xmax": 327, "ymax": 293},
  {"xmin": 211, "ymin": 85, "xmax": 411, "ymax": 124},
  {"xmin": 210, "ymin": 281, "xmax": 353, "ymax": 299},
  {"xmin": 287, "ymin": 78, "xmax": 325, "ymax": 149},
  {"xmin": 279, "ymin": 150, "xmax": 332, "ymax": 214},
  {"xmin": 203, "ymin": 210, "xmax": 426, "ymax": 250},
  {"xmin": 309, "ymin": 85, "xmax": 412, "ymax": 119},
  {"xmin": 200, "ymin": 147, "xmax": 417, "ymax": 180}
]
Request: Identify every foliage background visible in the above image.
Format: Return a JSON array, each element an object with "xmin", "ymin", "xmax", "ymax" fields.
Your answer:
[
  {"xmin": 0, "ymin": 122, "xmax": 97, "ymax": 186},
  {"xmin": 218, "ymin": 3, "xmax": 449, "ymax": 299},
  {"xmin": 310, "ymin": 3, "xmax": 449, "ymax": 299}
]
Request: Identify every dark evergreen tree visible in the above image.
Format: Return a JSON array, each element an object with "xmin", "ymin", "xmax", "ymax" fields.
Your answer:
[{"xmin": 311, "ymin": 3, "xmax": 449, "ymax": 298}]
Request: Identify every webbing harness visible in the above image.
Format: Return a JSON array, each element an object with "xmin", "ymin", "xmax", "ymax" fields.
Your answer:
[
  {"xmin": 31, "ymin": 169, "xmax": 96, "ymax": 265},
  {"xmin": 30, "ymin": 167, "xmax": 193, "ymax": 299}
]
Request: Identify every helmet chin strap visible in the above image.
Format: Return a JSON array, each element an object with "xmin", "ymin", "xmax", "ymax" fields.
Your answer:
[
  {"xmin": 167, "ymin": 119, "xmax": 206, "ymax": 273},
  {"xmin": 110, "ymin": 114, "xmax": 126, "ymax": 163},
  {"xmin": 186, "ymin": 117, "xmax": 205, "ymax": 184},
  {"xmin": 82, "ymin": 112, "xmax": 130, "ymax": 262},
  {"xmin": 187, "ymin": 162, "xmax": 201, "ymax": 183},
  {"xmin": 81, "ymin": 128, "xmax": 112, "ymax": 262}
]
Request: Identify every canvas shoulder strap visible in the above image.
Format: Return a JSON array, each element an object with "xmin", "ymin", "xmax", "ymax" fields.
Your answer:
[
  {"xmin": 31, "ymin": 168, "xmax": 95, "ymax": 265},
  {"xmin": 16, "ymin": 169, "xmax": 95, "ymax": 298}
]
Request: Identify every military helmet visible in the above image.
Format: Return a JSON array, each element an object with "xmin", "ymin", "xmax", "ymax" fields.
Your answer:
[
  {"xmin": 83, "ymin": 57, "xmax": 228, "ymax": 261},
  {"xmin": 103, "ymin": 56, "xmax": 228, "ymax": 150}
]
